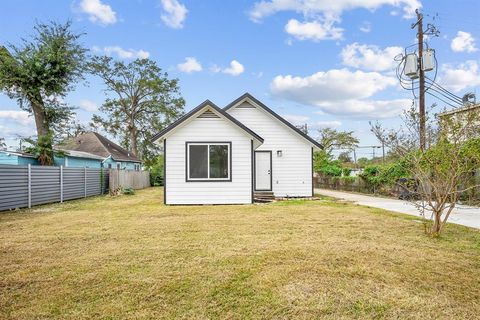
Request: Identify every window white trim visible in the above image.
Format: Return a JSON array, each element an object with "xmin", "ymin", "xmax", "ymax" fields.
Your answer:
[{"xmin": 186, "ymin": 142, "xmax": 232, "ymax": 182}]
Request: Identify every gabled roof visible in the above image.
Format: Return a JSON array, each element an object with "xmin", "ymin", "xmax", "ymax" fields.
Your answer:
[
  {"xmin": 57, "ymin": 132, "xmax": 141, "ymax": 163},
  {"xmin": 224, "ymin": 93, "xmax": 323, "ymax": 149},
  {"xmin": 151, "ymin": 100, "xmax": 264, "ymax": 143}
]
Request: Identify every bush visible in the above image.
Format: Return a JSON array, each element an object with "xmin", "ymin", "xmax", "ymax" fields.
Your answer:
[
  {"xmin": 147, "ymin": 155, "xmax": 164, "ymax": 186},
  {"xmin": 122, "ymin": 187, "xmax": 135, "ymax": 195},
  {"xmin": 320, "ymin": 164, "xmax": 343, "ymax": 177},
  {"xmin": 342, "ymin": 167, "xmax": 352, "ymax": 177},
  {"xmin": 359, "ymin": 160, "xmax": 411, "ymax": 193},
  {"xmin": 340, "ymin": 176, "xmax": 356, "ymax": 185}
]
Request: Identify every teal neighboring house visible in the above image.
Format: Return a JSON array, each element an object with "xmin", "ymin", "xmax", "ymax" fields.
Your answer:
[
  {"xmin": 54, "ymin": 150, "xmax": 105, "ymax": 168},
  {"xmin": 0, "ymin": 132, "xmax": 142, "ymax": 170},
  {"xmin": 0, "ymin": 151, "xmax": 39, "ymax": 165},
  {"xmin": 57, "ymin": 132, "xmax": 142, "ymax": 170},
  {"xmin": 0, "ymin": 149, "xmax": 104, "ymax": 168}
]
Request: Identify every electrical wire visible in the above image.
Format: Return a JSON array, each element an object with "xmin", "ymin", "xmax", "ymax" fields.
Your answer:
[
  {"xmin": 426, "ymin": 91, "xmax": 461, "ymax": 109},
  {"xmin": 426, "ymin": 87, "xmax": 463, "ymax": 106},
  {"xmin": 425, "ymin": 83, "xmax": 464, "ymax": 105},
  {"xmin": 425, "ymin": 76, "xmax": 463, "ymax": 101}
]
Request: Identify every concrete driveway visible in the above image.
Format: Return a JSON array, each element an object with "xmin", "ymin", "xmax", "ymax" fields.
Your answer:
[{"xmin": 315, "ymin": 188, "xmax": 480, "ymax": 229}]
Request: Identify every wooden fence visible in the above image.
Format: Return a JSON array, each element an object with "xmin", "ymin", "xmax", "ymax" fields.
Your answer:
[{"xmin": 108, "ymin": 169, "xmax": 150, "ymax": 192}]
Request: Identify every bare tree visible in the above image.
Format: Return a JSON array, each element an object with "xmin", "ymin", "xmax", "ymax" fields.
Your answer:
[{"xmin": 374, "ymin": 104, "xmax": 480, "ymax": 235}]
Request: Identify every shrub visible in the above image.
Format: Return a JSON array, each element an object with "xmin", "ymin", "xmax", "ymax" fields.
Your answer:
[
  {"xmin": 122, "ymin": 187, "xmax": 135, "ymax": 195},
  {"xmin": 340, "ymin": 176, "xmax": 356, "ymax": 185},
  {"xmin": 147, "ymin": 155, "xmax": 164, "ymax": 186},
  {"xmin": 320, "ymin": 164, "xmax": 343, "ymax": 177},
  {"xmin": 342, "ymin": 167, "xmax": 352, "ymax": 177},
  {"xmin": 359, "ymin": 160, "xmax": 411, "ymax": 192}
]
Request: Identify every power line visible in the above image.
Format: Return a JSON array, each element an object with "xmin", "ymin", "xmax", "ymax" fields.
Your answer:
[
  {"xmin": 426, "ymin": 87, "xmax": 463, "ymax": 106},
  {"xmin": 426, "ymin": 91, "xmax": 461, "ymax": 109},
  {"xmin": 425, "ymin": 76, "xmax": 463, "ymax": 101}
]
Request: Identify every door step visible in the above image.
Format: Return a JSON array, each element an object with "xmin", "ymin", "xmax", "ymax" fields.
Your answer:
[{"xmin": 254, "ymin": 191, "xmax": 275, "ymax": 203}]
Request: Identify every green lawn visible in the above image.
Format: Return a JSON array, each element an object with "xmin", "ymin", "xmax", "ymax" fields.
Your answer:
[{"xmin": 1, "ymin": 188, "xmax": 479, "ymax": 319}]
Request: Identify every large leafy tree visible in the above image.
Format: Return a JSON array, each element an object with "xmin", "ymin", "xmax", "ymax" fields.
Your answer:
[
  {"xmin": 0, "ymin": 21, "xmax": 87, "ymax": 139},
  {"xmin": 317, "ymin": 127, "xmax": 359, "ymax": 155},
  {"xmin": 88, "ymin": 56, "xmax": 185, "ymax": 165}
]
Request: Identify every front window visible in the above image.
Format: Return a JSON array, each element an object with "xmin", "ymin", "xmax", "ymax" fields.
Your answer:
[{"xmin": 186, "ymin": 142, "xmax": 231, "ymax": 181}]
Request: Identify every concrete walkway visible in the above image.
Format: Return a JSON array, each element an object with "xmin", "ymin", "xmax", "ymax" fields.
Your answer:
[{"xmin": 315, "ymin": 188, "xmax": 480, "ymax": 229}]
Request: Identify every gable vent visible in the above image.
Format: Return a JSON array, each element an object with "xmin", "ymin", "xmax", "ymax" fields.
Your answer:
[
  {"xmin": 197, "ymin": 110, "xmax": 220, "ymax": 119},
  {"xmin": 235, "ymin": 102, "xmax": 255, "ymax": 109}
]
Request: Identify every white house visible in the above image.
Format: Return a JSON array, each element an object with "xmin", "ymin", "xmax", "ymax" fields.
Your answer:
[{"xmin": 152, "ymin": 93, "xmax": 322, "ymax": 205}]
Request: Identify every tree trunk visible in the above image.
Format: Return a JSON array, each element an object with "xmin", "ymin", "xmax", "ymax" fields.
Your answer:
[
  {"xmin": 431, "ymin": 211, "xmax": 442, "ymax": 235},
  {"xmin": 29, "ymin": 94, "xmax": 49, "ymax": 137},
  {"xmin": 129, "ymin": 126, "xmax": 138, "ymax": 156}
]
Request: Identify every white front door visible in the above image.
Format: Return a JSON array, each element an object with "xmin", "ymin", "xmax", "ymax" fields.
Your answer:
[{"xmin": 255, "ymin": 151, "xmax": 272, "ymax": 191}]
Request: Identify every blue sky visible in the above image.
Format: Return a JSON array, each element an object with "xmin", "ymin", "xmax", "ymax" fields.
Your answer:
[{"xmin": 1, "ymin": 0, "xmax": 479, "ymax": 158}]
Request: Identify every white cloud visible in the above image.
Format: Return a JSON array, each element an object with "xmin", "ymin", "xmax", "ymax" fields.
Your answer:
[
  {"xmin": 249, "ymin": 0, "xmax": 420, "ymax": 42},
  {"xmin": 341, "ymin": 43, "xmax": 403, "ymax": 72},
  {"xmin": 281, "ymin": 114, "xmax": 310, "ymax": 124},
  {"xmin": 451, "ymin": 31, "xmax": 477, "ymax": 53},
  {"xmin": 79, "ymin": 0, "xmax": 117, "ymax": 25},
  {"xmin": 359, "ymin": 21, "xmax": 372, "ymax": 33},
  {"xmin": 285, "ymin": 19, "xmax": 343, "ymax": 41},
  {"xmin": 92, "ymin": 46, "xmax": 150, "ymax": 59},
  {"xmin": 177, "ymin": 57, "xmax": 203, "ymax": 73},
  {"xmin": 440, "ymin": 60, "xmax": 480, "ymax": 93},
  {"xmin": 314, "ymin": 99, "xmax": 412, "ymax": 118},
  {"xmin": 212, "ymin": 60, "xmax": 245, "ymax": 76},
  {"xmin": 314, "ymin": 120, "xmax": 342, "ymax": 128},
  {"xmin": 78, "ymin": 100, "xmax": 98, "ymax": 112},
  {"xmin": 271, "ymin": 68, "xmax": 396, "ymax": 102},
  {"xmin": 270, "ymin": 68, "xmax": 408, "ymax": 118},
  {"xmin": 160, "ymin": 0, "xmax": 188, "ymax": 29},
  {"xmin": 249, "ymin": 0, "xmax": 420, "ymax": 21},
  {"xmin": 0, "ymin": 110, "xmax": 33, "ymax": 126}
]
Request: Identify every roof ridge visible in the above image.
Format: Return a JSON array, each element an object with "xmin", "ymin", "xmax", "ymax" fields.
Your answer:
[
  {"xmin": 224, "ymin": 93, "xmax": 322, "ymax": 149},
  {"xmin": 90, "ymin": 132, "xmax": 111, "ymax": 156},
  {"xmin": 151, "ymin": 100, "xmax": 264, "ymax": 143},
  {"xmin": 92, "ymin": 131, "xmax": 131, "ymax": 156}
]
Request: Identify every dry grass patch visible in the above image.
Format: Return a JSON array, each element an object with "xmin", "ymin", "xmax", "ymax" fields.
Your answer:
[{"xmin": 1, "ymin": 188, "xmax": 479, "ymax": 319}]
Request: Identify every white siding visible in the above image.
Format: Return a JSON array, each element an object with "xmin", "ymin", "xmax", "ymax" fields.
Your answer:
[
  {"xmin": 165, "ymin": 114, "xmax": 252, "ymax": 205},
  {"xmin": 227, "ymin": 101, "xmax": 313, "ymax": 197}
]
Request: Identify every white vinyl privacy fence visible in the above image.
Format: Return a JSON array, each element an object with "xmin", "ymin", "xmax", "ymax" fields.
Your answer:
[{"xmin": 0, "ymin": 164, "xmax": 109, "ymax": 212}]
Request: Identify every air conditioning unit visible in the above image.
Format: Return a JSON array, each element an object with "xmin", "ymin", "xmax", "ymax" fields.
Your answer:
[
  {"xmin": 404, "ymin": 53, "xmax": 419, "ymax": 79},
  {"xmin": 422, "ymin": 49, "xmax": 435, "ymax": 72}
]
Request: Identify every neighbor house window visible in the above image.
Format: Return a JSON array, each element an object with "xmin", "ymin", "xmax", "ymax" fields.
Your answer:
[{"xmin": 186, "ymin": 142, "xmax": 231, "ymax": 181}]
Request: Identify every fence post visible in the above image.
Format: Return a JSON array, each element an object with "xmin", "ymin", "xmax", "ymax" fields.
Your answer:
[
  {"xmin": 27, "ymin": 164, "xmax": 31, "ymax": 208},
  {"xmin": 60, "ymin": 166, "xmax": 63, "ymax": 203},
  {"xmin": 84, "ymin": 166, "xmax": 87, "ymax": 198}
]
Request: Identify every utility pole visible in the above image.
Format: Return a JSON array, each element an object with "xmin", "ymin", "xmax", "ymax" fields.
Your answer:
[
  {"xmin": 352, "ymin": 149, "xmax": 357, "ymax": 168},
  {"xmin": 412, "ymin": 9, "xmax": 426, "ymax": 151},
  {"xmin": 381, "ymin": 142, "xmax": 385, "ymax": 163}
]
